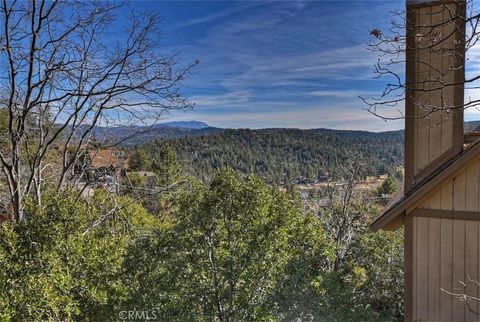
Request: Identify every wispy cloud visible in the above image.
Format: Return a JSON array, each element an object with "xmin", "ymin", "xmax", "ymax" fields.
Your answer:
[
  {"xmin": 155, "ymin": 0, "xmax": 404, "ymax": 130},
  {"xmin": 174, "ymin": 2, "xmax": 263, "ymax": 29},
  {"xmin": 190, "ymin": 91, "xmax": 251, "ymax": 107},
  {"xmin": 310, "ymin": 89, "xmax": 374, "ymax": 98}
]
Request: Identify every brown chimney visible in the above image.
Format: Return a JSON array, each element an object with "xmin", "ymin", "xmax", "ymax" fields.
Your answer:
[{"xmin": 404, "ymin": 0, "xmax": 465, "ymax": 192}]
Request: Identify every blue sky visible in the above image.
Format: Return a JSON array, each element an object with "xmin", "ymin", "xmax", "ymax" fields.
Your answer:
[{"xmin": 130, "ymin": 0, "xmax": 407, "ymax": 131}]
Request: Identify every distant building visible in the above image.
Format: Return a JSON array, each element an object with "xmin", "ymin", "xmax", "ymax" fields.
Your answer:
[
  {"xmin": 88, "ymin": 148, "xmax": 128, "ymax": 170},
  {"xmin": 83, "ymin": 148, "xmax": 129, "ymax": 193}
]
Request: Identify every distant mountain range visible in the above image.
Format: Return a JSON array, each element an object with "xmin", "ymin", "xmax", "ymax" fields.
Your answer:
[
  {"xmin": 465, "ymin": 120, "xmax": 480, "ymax": 132},
  {"xmin": 158, "ymin": 121, "xmax": 209, "ymax": 129},
  {"xmin": 68, "ymin": 121, "xmax": 220, "ymax": 145},
  {"xmin": 69, "ymin": 120, "xmax": 480, "ymax": 147}
]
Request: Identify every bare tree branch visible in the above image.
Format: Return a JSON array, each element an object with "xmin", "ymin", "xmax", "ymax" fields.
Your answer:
[{"xmin": 0, "ymin": 0, "xmax": 197, "ymax": 221}]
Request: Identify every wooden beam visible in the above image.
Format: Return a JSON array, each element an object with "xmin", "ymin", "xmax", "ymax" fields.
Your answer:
[
  {"xmin": 371, "ymin": 141, "xmax": 480, "ymax": 231},
  {"xmin": 404, "ymin": 216, "xmax": 415, "ymax": 321},
  {"xmin": 404, "ymin": 4, "xmax": 416, "ymax": 193},
  {"xmin": 409, "ymin": 208, "xmax": 480, "ymax": 220},
  {"xmin": 413, "ymin": 147, "xmax": 455, "ymax": 186}
]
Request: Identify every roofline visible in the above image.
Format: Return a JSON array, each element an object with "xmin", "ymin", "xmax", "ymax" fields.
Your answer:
[{"xmin": 371, "ymin": 140, "xmax": 480, "ymax": 231}]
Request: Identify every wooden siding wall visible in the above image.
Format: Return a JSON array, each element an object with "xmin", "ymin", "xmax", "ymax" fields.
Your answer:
[
  {"xmin": 405, "ymin": 1, "xmax": 464, "ymax": 192},
  {"xmin": 406, "ymin": 158, "xmax": 480, "ymax": 321}
]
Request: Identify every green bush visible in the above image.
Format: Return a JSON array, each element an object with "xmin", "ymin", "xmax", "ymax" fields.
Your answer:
[{"xmin": 0, "ymin": 189, "xmax": 155, "ymax": 321}]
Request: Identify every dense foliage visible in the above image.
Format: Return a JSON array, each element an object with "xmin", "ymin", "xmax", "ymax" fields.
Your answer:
[
  {"xmin": 0, "ymin": 171, "xmax": 404, "ymax": 321},
  {"xmin": 141, "ymin": 128, "xmax": 404, "ymax": 184},
  {"xmin": 0, "ymin": 189, "xmax": 157, "ymax": 321},
  {"xmin": 124, "ymin": 169, "xmax": 334, "ymax": 320}
]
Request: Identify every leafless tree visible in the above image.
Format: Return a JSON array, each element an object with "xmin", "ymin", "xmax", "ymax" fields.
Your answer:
[
  {"xmin": 0, "ymin": 0, "xmax": 196, "ymax": 221},
  {"xmin": 318, "ymin": 159, "xmax": 368, "ymax": 272},
  {"xmin": 362, "ymin": 0, "xmax": 478, "ymax": 121},
  {"xmin": 442, "ymin": 275, "xmax": 480, "ymax": 315}
]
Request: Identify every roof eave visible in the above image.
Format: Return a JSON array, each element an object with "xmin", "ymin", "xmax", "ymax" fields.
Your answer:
[{"xmin": 370, "ymin": 140, "xmax": 480, "ymax": 231}]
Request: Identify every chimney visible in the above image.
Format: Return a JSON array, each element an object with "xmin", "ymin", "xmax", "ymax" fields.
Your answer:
[{"xmin": 404, "ymin": 0, "xmax": 465, "ymax": 192}]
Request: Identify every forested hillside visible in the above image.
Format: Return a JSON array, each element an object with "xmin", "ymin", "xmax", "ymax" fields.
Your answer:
[{"xmin": 142, "ymin": 128, "xmax": 404, "ymax": 183}]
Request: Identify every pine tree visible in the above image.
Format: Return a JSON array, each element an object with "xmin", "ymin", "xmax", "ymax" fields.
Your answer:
[{"xmin": 152, "ymin": 143, "xmax": 182, "ymax": 186}]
